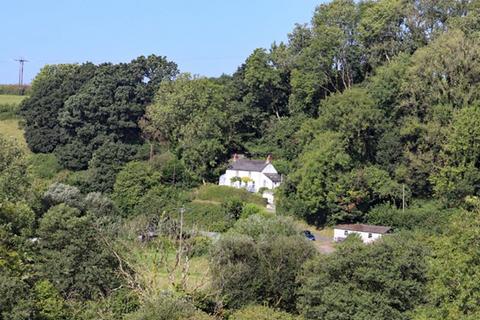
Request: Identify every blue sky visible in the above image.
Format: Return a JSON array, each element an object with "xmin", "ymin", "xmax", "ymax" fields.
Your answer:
[{"xmin": 0, "ymin": 0, "xmax": 325, "ymax": 84}]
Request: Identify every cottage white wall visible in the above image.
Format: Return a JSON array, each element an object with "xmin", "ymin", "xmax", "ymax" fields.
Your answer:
[
  {"xmin": 262, "ymin": 190, "xmax": 275, "ymax": 205},
  {"xmin": 333, "ymin": 228, "xmax": 383, "ymax": 244},
  {"xmin": 219, "ymin": 168, "xmax": 277, "ymax": 192}
]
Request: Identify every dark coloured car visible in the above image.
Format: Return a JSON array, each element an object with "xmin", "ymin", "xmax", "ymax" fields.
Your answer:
[{"xmin": 303, "ymin": 230, "xmax": 316, "ymax": 241}]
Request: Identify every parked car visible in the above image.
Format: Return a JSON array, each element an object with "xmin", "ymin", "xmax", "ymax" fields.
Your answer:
[{"xmin": 303, "ymin": 230, "xmax": 316, "ymax": 241}]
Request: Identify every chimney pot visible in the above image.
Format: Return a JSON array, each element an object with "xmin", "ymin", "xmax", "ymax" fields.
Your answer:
[{"xmin": 266, "ymin": 154, "xmax": 273, "ymax": 164}]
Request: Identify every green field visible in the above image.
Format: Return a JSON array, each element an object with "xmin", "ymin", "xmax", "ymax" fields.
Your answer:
[
  {"xmin": 0, "ymin": 119, "xmax": 28, "ymax": 151},
  {"xmin": 0, "ymin": 94, "xmax": 26, "ymax": 120},
  {"xmin": 0, "ymin": 94, "xmax": 26, "ymax": 105},
  {"xmin": 0, "ymin": 94, "xmax": 28, "ymax": 150}
]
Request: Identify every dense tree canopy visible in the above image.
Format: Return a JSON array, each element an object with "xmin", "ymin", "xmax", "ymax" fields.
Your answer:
[
  {"xmin": 297, "ymin": 234, "xmax": 428, "ymax": 320},
  {"xmin": 5, "ymin": 1, "xmax": 480, "ymax": 318},
  {"xmin": 20, "ymin": 55, "xmax": 178, "ymax": 191}
]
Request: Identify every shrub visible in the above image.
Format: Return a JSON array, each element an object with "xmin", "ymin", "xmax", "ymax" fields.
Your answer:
[
  {"xmin": 152, "ymin": 152, "xmax": 194, "ymax": 187},
  {"xmin": 367, "ymin": 200, "xmax": 454, "ymax": 233},
  {"xmin": 36, "ymin": 204, "xmax": 120, "ymax": 300},
  {"xmin": 189, "ymin": 236, "xmax": 212, "ymax": 257},
  {"xmin": 84, "ymin": 142, "xmax": 139, "ymax": 193},
  {"xmin": 184, "ymin": 202, "xmax": 233, "ymax": 232},
  {"xmin": 240, "ymin": 203, "xmax": 268, "ymax": 219},
  {"xmin": 84, "ymin": 192, "xmax": 118, "ymax": 217},
  {"xmin": 195, "ymin": 184, "xmax": 266, "ymax": 206},
  {"xmin": 124, "ymin": 293, "xmax": 212, "ymax": 320},
  {"xmin": 222, "ymin": 197, "xmax": 244, "ymax": 220},
  {"xmin": 229, "ymin": 305, "xmax": 297, "ymax": 320},
  {"xmin": 297, "ymin": 233, "xmax": 429, "ymax": 320},
  {"xmin": 210, "ymin": 215, "xmax": 315, "ymax": 311},
  {"xmin": 63, "ymin": 170, "xmax": 90, "ymax": 192},
  {"xmin": 0, "ymin": 103, "xmax": 19, "ymax": 120},
  {"xmin": 112, "ymin": 161, "xmax": 161, "ymax": 217},
  {"xmin": 28, "ymin": 153, "xmax": 61, "ymax": 179},
  {"xmin": 133, "ymin": 186, "xmax": 187, "ymax": 217},
  {"xmin": 43, "ymin": 183, "xmax": 84, "ymax": 210},
  {"xmin": 33, "ymin": 280, "xmax": 68, "ymax": 320}
]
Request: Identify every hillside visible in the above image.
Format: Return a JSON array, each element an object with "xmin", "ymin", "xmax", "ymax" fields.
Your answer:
[{"xmin": 1, "ymin": 1, "xmax": 480, "ymax": 320}]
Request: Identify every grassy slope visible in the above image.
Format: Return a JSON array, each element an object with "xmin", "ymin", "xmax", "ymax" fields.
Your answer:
[
  {"xmin": 0, "ymin": 94, "xmax": 26, "ymax": 105},
  {"xmin": 194, "ymin": 184, "xmax": 266, "ymax": 206},
  {"xmin": 0, "ymin": 94, "xmax": 28, "ymax": 151},
  {"xmin": 0, "ymin": 94, "xmax": 26, "ymax": 104},
  {"xmin": 0, "ymin": 119, "xmax": 28, "ymax": 152}
]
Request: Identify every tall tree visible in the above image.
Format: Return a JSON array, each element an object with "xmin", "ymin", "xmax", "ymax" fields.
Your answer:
[
  {"xmin": 289, "ymin": 0, "xmax": 363, "ymax": 116},
  {"xmin": 20, "ymin": 63, "xmax": 96, "ymax": 153}
]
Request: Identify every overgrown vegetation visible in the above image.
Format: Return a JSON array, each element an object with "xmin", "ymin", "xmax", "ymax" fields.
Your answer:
[{"xmin": 2, "ymin": 0, "xmax": 480, "ymax": 319}]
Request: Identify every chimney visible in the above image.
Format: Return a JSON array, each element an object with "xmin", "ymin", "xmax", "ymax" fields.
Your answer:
[
  {"xmin": 233, "ymin": 153, "xmax": 240, "ymax": 162},
  {"xmin": 266, "ymin": 154, "xmax": 273, "ymax": 164}
]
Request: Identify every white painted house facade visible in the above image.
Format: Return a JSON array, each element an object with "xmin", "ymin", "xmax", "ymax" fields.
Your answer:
[
  {"xmin": 218, "ymin": 155, "xmax": 282, "ymax": 194},
  {"xmin": 333, "ymin": 224, "xmax": 391, "ymax": 244}
]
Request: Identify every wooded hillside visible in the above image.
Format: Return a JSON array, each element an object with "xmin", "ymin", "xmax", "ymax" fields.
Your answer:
[{"xmin": 2, "ymin": 1, "xmax": 480, "ymax": 319}]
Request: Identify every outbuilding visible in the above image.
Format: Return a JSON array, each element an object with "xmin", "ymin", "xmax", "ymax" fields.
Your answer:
[{"xmin": 333, "ymin": 224, "xmax": 391, "ymax": 244}]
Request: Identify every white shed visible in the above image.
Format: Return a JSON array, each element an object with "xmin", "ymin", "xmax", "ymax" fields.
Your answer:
[{"xmin": 333, "ymin": 224, "xmax": 391, "ymax": 244}]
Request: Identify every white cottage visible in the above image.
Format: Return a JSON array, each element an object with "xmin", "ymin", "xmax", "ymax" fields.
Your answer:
[
  {"xmin": 218, "ymin": 154, "xmax": 282, "ymax": 194},
  {"xmin": 333, "ymin": 224, "xmax": 391, "ymax": 244}
]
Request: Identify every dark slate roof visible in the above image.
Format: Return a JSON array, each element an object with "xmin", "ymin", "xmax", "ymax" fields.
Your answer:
[
  {"xmin": 335, "ymin": 224, "xmax": 391, "ymax": 234},
  {"xmin": 228, "ymin": 159, "xmax": 269, "ymax": 172},
  {"xmin": 264, "ymin": 173, "xmax": 282, "ymax": 183}
]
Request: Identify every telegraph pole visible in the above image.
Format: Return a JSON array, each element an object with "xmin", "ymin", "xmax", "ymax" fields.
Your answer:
[{"xmin": 15, "ymin": 57, "xmax": 28, "ymax": 95}]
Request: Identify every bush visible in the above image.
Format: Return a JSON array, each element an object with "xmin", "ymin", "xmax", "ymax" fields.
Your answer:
[
  {"xmin": 124, "ymin": 293, "xmax": 212, "ymax": 320},
  {"xmin": 0, "ymin": 103, "xmax": 19, "ymax": 120},
  {"xmin": 297, "ymin": 233, "xmax": 429, "ymax": 320},
  {"xmin": 189, "ymin": 236, "xmax": 212, "ymax": 257},
  {"xmin": 240, "ymin": 203, "xmax": 268, "ymax": 219},
  {"xmin": 84, "ymin": 192, "xmax": 118, "ymax": 217},
  {"xmin": 152, "ymin": 152, "xmax": 194, "ymax": 187},
  {"xmin": 210, "ymin": 215, "xmax": 315, "ymax": 311},
  {"xmin": 195, "ymin": 184, "xmax": 266, "ymax": 206},
  {"xmin": 184, "ymin": 201, "xmax": 234, "ymax": 232},
  {"xmin": 133, "ymin": 186, "xmax": 187, "ymax": 218},
  {"xmin": 84, "ymin": 142, "xmax": 139, "ymax": 193},
  {"xmin": 36, "ymin": 204, "xmax": 120, "ymax": 300},
  {"xmin": 112, "ymin": 161, "xmax": 162, "ymax": 217},
  {"xmin": 63, "ymin": 170, "xmax": 90, "ymax": 192},
  {"xmin": 222, "ymin": 197, "xmax": 244, "ymax": 220},
  {"xmin": 33, "ymin": 280, "xmax": 68, "ymax": 320},
  {"xmin": 367, "ymin": 200, "xmax": 454, "ymax": 233},
  {"xmin": 43, "ymin": 183, "xmax": 84, "ymax": 210},
  {"xmin": 229, "ymin": 305, "xmax": 297, "ymax": 320},
  {"xmin": 28, "ymin": 153, "xmax": 61, "ymax": 179}
]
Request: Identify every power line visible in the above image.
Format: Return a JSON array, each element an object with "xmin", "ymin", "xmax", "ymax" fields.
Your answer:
[{"xmin": 14, "ymin": 57, "xmax": 29, "ymax": 87}]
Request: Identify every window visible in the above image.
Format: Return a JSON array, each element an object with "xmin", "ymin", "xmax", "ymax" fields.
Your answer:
[
  {"xmin": 344, "ymin": 230, "xmax": 348, "ymax": 235},
  {"xmin": 368, "ymin": 233, "xmax": 372, "ymax": 238}
]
